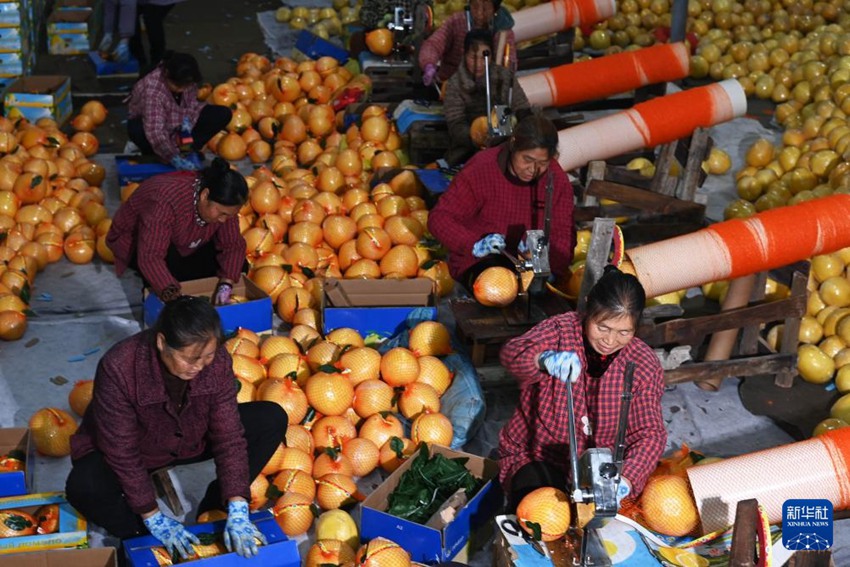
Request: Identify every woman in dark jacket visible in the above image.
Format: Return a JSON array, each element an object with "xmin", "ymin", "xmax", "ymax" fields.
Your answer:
[
  {"xmin": 66, "ymin": 298, "xmax": 287, "ymax": 559},
  {"xmin": 442, "ymin": 29, "xmax": 530, "ymax": 166}
]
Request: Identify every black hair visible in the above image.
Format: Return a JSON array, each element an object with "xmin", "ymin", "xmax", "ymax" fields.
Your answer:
[
  {"xmin": 470, "ymin": 0, "xmax": 502, "ymax": 10},
  {"xmin": 200, "ymin": 158, "xmax": 248, "ymax": 207},
  {"xmin": 510, "ymin": 113, "xmax": 559, "ymax": 158},
  {"xmin": 583, "ymin": 265, "xmax": 647, "ymax": 327},
  {"xmin": 464, "ymin": 29, "xmax": 493, "ymax": 54},
  {"xmin": 163, "ymin": 51, "xmax": 202, "ymax": 86},
  {"xmin": 154, "ymin": 296, "xmax": 223, "ymax": 349}
]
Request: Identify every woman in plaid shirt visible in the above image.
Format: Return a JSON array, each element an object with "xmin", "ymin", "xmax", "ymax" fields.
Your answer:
[{"xmin": 499, "ymin": 266, "xmax": 667, "ymax": 511}]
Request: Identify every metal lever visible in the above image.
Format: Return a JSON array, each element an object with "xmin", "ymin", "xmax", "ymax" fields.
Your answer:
[
  {"xmin": 563, "ymin": 369, "xmax": 585, "ymax": 504},
  {"xmin": 613, "ymin": 362, "xmax": 636, "ymax": 473}
]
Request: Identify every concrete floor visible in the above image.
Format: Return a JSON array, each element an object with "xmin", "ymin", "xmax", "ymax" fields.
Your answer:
[{"xmin": 3, "ymin": 0, "xmax": 848, "ymax": 564}]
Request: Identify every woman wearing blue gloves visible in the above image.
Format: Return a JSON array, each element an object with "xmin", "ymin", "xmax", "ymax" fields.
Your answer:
[
  {"xmin": 66, "ymin": 297, "xmax": 287, "ymax": 560},
  {"xmin": 498, "ymin": 266, "xmax": 667, "ymax": 511}
]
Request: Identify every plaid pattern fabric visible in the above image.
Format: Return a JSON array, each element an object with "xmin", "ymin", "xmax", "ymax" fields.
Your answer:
[
  {"xmin": 498, "ymin": 311, "xmax": 667, "ymax": 495},
  {"xmin": 418, "ymin": 12, "xmax": 517, "ymax": 82},
  {"xmin": 107, "ymin": 172, "xmax": 245, "ymax": 297},
  {"xmin": 127, "ymin": 65, "xmax": 205, "ymax": 162},
  {"xmin": 427, "ymin": 145, "xmax": 576, "ymax": 280}
]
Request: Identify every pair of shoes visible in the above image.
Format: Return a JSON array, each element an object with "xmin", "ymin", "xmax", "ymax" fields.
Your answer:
[
  {"xmin": 112, "ymin": 39, "xmax": 130, "ymax": 64},
  {"xmin": 98, "ymin": 33, "xmax": 114, "ymax": 53}
]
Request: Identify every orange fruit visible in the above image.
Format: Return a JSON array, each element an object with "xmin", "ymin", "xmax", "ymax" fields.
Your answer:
[
  {"xmin": 378, "ymin": 437, "xmax": 417, "ymax": 473},
  {"xmin": 312, "ymin": 415, "xmax": 358, "ymax": 453},
  {"xmin": 473, "ymin": 266, "xmax": 519, "ymax": 307},
  {"xmin": 272, "ymin": 492, "xmax": 315, "ymax": 536},
  {"xmin": 341, "ymin": 437, "xmax": 380, "ymax": 477},
  {"xmin": 314, "ymin": 450, "xmax": 355, "ymax": 479},
  {"xmin": 235, "ymin": 376, "xmax": 256, "ymax": 403},
  {"xmin": 266, "ymin": 353, "xmax": 311, "ymax": 385},
  {"xmin": 397, "ymin": 383, "xmax": 440, "ymax": 420},
  {"xmin": 285, "ymin": 424, "xmax": 314, "ymax": 455},
  {"xmin": 316, "ymin": 473, "xmax": 361, "ymax": 510},
  {"xmin": 305, "ymin": 540, "xmax": 356, "ymax": 567},
  {"xmin": 640, "ymin": 475, "xmax": 700, "ymax": 537},
  {"xmin": 410, "ymin": 412, "xmax": 453, "ymax": 447},
  {"xmin": 272, "ymin": 468, "xmax": 317, "ymax": 500},
  {"xmin": 380, "ymin": 347, "xmax": 419, "ymax": 387},
  {"xmin": 68, "ymin": 379, "xmax": 94, "ymax": 417},
  {"xmin": 358, "ymin": 413, "xmax": 404, "ymax": 450},
  {"xmin": 249, "ymin": 473, "xmax": 270, "ymax": 510},
  {"xmin": 356, "ymin": 537, "xmax": 411, "ymax": 567},
  {"xmin": 261, "ymin": 443, "xmax": 287, "ymax": 476},
  {"xmin": 231, "ymin": 354, "xmax": 267, "ymax": 385},
  {"xmin": 259, "ymin": 335, "xmax": 301, "ymax": 361},
  {"xmin": 379, "ymin": 245, "xmax": 419, "ymax": 277},
  {"xmin": 225, "ymin": 336, "xmax": 261, "ymax": 358},
  {"xmin": 197, "ymin": 510, "xmax": 228, "ymax": 523},
  {"xmin": 306, "ymin": 372, "xmax": 355, "ymax": 416},
  {"xmin": 339, "ymin": 347, "xmax": 382, "ymax": 386},
  {"xmin": 306, "ymin": 340, "xmax": 342, "ymax": 373},
  {"xmin": 0, "ymin": 310, "xmax": 27, "ymax": 341},
  {"xmin": 252, "ymin": 266, "xmax": 291, "ymax": 302},
  {"xmin": 516, "ymin": 487, "xmax": 571, "ymax": 542},
  {"xmin": 326, "ymin": 327, "xmax": 365, "ymax": 348},
  {"xmin": 352, "ymin": 379, "xmax": 395, "ymax": 418},
  {"xmin": 257, "ymin": 377, "xmax": 309, "ymax": 424},
  {"xmin": 408, "ymin": 321, "xmax": 452, "ymax": 357},
  {"xmin": 276, "ymin": 287, "xmax": 316, "ymax": 323},
  {"xmin": 29, "ymin": 408, "xmax": 77, "ymax": 457},
  {"xmin": 415, "ymin": 356, "xmax": 453, "ymax": 396},
  {"xmin": 279, "ymin": 447, "xmax": 314, "ymax": 476}
]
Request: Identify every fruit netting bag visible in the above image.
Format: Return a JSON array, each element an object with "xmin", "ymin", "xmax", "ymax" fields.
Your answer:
[{"xmin": 378, "ymin": 307, "xmax": 486, "ymax": 450}]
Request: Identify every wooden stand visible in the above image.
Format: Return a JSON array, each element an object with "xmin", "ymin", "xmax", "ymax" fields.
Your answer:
[
  {"xmin": 151, "ymin": 467, "xmax": 184, "ymax": 516},
  {"xmin": 516, "ymin": 29, "xmax": 575, "ymax": 71},
  {"xmin": 406, "ymin": 120, "xmax": 450, "ymax": 165}
]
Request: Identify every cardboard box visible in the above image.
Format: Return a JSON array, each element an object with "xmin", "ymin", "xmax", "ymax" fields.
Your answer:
[
  {"xmin": 0, "ymin": 428, "xmax": 33, "ymax": 498},
  {"xmin": 0, "ymin": 492, "xmax": 87, "ymax": 555},
  {"xmin": 47, "ymin": 9, "xmax": 99, "ymax": 55},
  {"xmin": 3, "ymin": 547, "xmax": 117, "ymax": 567},
  {"xmin": 125, "ymin": 510, "xmax": 299, "ymax": 567},
  {"xmin": 322, "ymin": 278, "xmax": 437, "ymax": 340},
  {"xmin": 360, "ymin": 444, "xmax": 502, "ymax": 563},
  {"xmin": 295, "ymin": 30, "xmax": 348, "ymax": 63},
  {"xmin": 115, "ymin": 154, "xmax": 175, "ymax": 185},
  {"xmin": 143, "ymin": 275, "xmax": 273, "ymax": 335},
  {"xmin": 0, "ymin": 26, "xmax": 27, "ymax": 53},
  {"xmin": 89, "ymin": 50, "xmax": 139, "ymax": 78},
  {"xmin": 0, "ymin": 2, "xmax": 26, "ymax": 27},
  {"xmin": 4, "ymin": 75, "xmax": 72, "ymax": 125},
  {"xmin": 0, "ymin": 51, "xmax": 27, "ymax": 76}
]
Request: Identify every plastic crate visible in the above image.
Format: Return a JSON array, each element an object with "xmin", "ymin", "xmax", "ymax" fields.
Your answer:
[
  {"xmin": 295, "ymin": 30, "xmax": 348, "ymax": 63},
  {"xmin": 115, "ymin": 154, "xmax": 175, "ymax": 185}
]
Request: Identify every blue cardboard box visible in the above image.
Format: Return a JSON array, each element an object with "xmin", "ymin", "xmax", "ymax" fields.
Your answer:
[
  {"xmin": 89, "ymin": 50, "xmax": 139, "ymax": 77},
  {"xmin": 0, "ymin": 27, "xmax": 27, "ymax": 53},
  {"xmin": 144, "ymin": 275, "xmax": 273, "ymax": 335},
  {"xmin": 125, "ymin": 510, "xmax": 299, "ymax": 567},
  {"xmin": 115, "ymin": 154, "xmax": 176, "ymax": 185},
  {"xmin": 322, "ymin": 278, "xmax": 437, "ymax": 340},
  {"xmin": 5, "ymin": 547, "xmax": 117, "ymax": 567},
  {"xmin": 360, "ymin": 444, "xmax": 502, "ymax": 563},
  {"xmin": 0, "ymin": 492, "xmax": 88, "ymax": 555},
  {"xmin": 4, "ymin": 75, "xmax": 72, "ymax": 125},
  {"xmin": 0, "ymin": 2, "xmax": 26, "ymax": 27},
  {"xmin": 0, "ymin": 428, "xmax": 33, "ymax": 498},
  {"xmin": 47, "ymin": 9, "xmax": 99, "ymax": 54},
  {"xmin": 295, "ymin": 30, "xmax": 349, "ymax": 63}
]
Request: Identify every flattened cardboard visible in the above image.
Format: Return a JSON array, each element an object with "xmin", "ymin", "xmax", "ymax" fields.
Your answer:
[
  {"xmin": 0, "ymin": 428, "xmax": 32, "ymax": 497},
  {"xmin": 360, "ymin": 444, "xmax": 502, "ymax": 563},
  {"xmin": 3, "ymin": 547, "xmax": 117, "ymax": 567}
]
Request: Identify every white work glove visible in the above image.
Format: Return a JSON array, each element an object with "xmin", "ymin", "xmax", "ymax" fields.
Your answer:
[
  {"xmin": 616, "ymin": 476, "xmax": 632, "ymax": 507},
  {"xmin": 538, "ymin": 350, "xmax": 582, "ymax": 383},
  {"xmin": 423, "ymin": 64, "xmax": 437, "ymax": 86},
  {"xmin": 143, "ymin": 511, "xmax": 200, "ymax": 560},
  {"xmin": 472, "ymin": 233, "xmax": 506, "ymax": 258},
  {"xmin": 223, "ymin": 500, "xmax": 267, "ymax": 558},
  {"xmin": 113, "ymin": 38, "xmax": 130, "ymax": 64},
  {"xmin": 171, "ymin": 155, "xmax": 198, "ymax": 171}
]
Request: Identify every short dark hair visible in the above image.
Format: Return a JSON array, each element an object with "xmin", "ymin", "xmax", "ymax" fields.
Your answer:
[
  {"xmin": 464, "ymin": 29, "xmax": 493, "ymax": 54},
  {"xmin": 200, "ymin": 158, "xmax": 248, "ymax": 207},
  {"xmin": 163, "ymin": 51, "xmax": 202, "ymax": 86},
  {"xmin": 154, "ymin": 296, "xmax": 223, "ymax": 349},
  {"xmin": 510, "ymin": 113, "xmax": 559, "ymax": 158},
  {"xmin": 583, "ymin": 265, "xmax": 647, "ymax": 327}
]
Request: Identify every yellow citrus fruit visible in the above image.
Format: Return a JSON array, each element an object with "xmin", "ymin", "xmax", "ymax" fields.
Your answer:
[
  {"xmin": 408, "ymin": 321, "xmax": 452, "ymax": 357},
  {"xmin": 797, "ymin": 344, "xmax": 835, "ymax": 384},
  {"xmin": 316, "ymin": 510, "xmax": 360, "ymax": 551},
  {"xmin": 813, "ymin": 417, "xmax": 849, "ymax": 437},
  {"xmin": 410, "ymin": 411, "xmax": 453, "ymax": 446},
  {"xmin": 640, "ymin": 475, "xmax": 699, "ymax": 537},
  {"xmin": 356, "ymin": 537, "xmax": 411, "ymax": 567},
  {"xmin": 473, "ymin": 267, "xmax": 518, "ymax": 307},
  {"xmin": 516, "ymin": 487, "xmax": 571, "ymax": 542},
  {"xmin": 272, "ymin": 492, "xmax": 314, "ymax": 536}
]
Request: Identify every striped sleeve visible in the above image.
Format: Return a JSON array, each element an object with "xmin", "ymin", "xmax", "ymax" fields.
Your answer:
[
  {"xmin": 143, "ymin": 83, "xmax": 179, "ymax": 162},
  {"xmin": 136, "ymin": 202, "xmax": 180, "ymax": 297},
  {"xmin": 500, "ymin": 315, "xmax": 568, "ymax": 389},
  {"xmin": 213, "ymin": 218, "xmax": 246, "ymax": 283}
]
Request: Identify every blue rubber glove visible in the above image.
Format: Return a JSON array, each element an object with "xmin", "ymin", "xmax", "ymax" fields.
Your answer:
[
  {"xmin": 223, "ymin": 500, "xmax": 267, "ymax": 558},
  {"xmin": 423, "ymin": 64, "xmax": 437, "ymax": 86},
  {"xmin": 213, "ymin": 282, "xmax": 233, "ymax": 306},
  {"xmin": 113, "ymin": 38, "xmax": 130, "ymax": 64},
  {"xmin": 616, "ymin": 476, "xmax": 632, "ymax": 507},
  {"xmin": 170, "ymin": 155, "xmax": 198, "ymax": 171},
  {"xmin": 472, "ymin": 233, "xmax": 506, "ymax": 258},
  {"xmin": 538, "ymin": 350, "xmax": 582, "ymax": 383},
  {"xmin": 143, "ymin": 511, "xmax": 200, "ymax": 560}
]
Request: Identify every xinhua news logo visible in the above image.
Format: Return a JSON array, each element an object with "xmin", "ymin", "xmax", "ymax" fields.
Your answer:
[{"xmin": 782, "ymin": 499, "xmax": 833, "ymax": 551}]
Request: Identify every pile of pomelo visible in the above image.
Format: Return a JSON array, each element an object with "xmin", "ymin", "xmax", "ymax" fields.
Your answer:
[{"xmin": 0, "ymin": 102, "xmax": 113, "ymax": 341}]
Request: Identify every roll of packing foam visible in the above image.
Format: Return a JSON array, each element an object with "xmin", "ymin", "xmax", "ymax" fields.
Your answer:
[{"xmin": 512, "ymin": 0, "xmax": 616, "ymax": 42}]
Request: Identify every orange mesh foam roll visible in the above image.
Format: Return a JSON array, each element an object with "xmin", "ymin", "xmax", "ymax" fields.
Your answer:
[
  {"xmin": 512, "ymin": 0, "xmax": 616, "ymax": 43},
  {"xmin": 519, "ymin": 43, "xmax": 690, "ymax": 108},
  {"xmin": 627, "ymin": 194, "xmax": 850, "ymax": 298},
  {"xmin": 686, "ymin": 428, "xmax": 850, "ymax": 534},
  {"xmin": 557, "ymin": 79, "xmax": 746, "ymax": 172}
]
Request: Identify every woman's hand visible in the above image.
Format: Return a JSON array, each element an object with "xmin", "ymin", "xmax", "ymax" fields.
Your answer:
[
  {"xmin": 212, "ymin": 280, "xmax": 233, "ymax": 306},
  {"xmin": 616, "ymin": 476, "xmax": 632, "ymax": 507},
  {"xmin": 143, "ymin": 511, "xmax": 200, "ymax": 559},
  {"xmin": 170, "ymin": 155, "xmax": 198, "ymax": 171},
  {"xmin": 538, "ymin": 350, "xmax": 582, "ymax": 383},
  {"xmin": 472, "ymin": 233, "xmax": 506, "ymax": 258},
  {"xmin": 223, "ymin": 500, "xmax": 267, "ymax": 558}
]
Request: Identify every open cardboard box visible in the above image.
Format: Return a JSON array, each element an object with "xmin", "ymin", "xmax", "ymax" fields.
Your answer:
[
  {"xmin": 0, "ymin": 492, "xmax": 87, "ymax": 555},
  {"xmin": 4, "ymin": 75, "xmax": 72, "ymax": 125},
  {"xmin": 360, "ymin": 444, "xmax": 502, "ymax": 563},
  {"xmin": 4, "ymin": 547, "xmax": 117, "ymax": 567},
  {"xmin": 143, "ymin": 275, "xmax": 273, "ymax": 335},
  {"xmin": 322, "ymin": 278, "xmax": 437, "ymax": 340},
  {"xmin": 0, "ymin": 428, "xmax": 33, "ymax": 498},
  {"xmin": 47, "ymin": 9, "xmax": 98, "ymax": 54}
]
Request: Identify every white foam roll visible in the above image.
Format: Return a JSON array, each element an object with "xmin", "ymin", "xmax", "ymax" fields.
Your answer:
[
  {"xmin": 518, "ymin": 72, "xmax": 556, "ymax": 108},
  {"xmin": 627, "ymin": 230, "xmax": 732, "ymax": 298},
  {"xmin": 512, "ymin": 0, "xmax": 617, "ymax": 43},
  {"xmin": 709, "ymin": 79, "xmax": 748, "ymax": 123},
  {"xmin": 557, "ymin": 112, "xmax": 646, "ymax": 172},
  {"xmin": 687, "ymin": 439, "xmax": 843, "ymax": 534}
]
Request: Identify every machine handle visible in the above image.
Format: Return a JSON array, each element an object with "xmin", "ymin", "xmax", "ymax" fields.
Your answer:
[{"xmin": 613, "ymin": 362, "xmax": 636, "ymax": 473}]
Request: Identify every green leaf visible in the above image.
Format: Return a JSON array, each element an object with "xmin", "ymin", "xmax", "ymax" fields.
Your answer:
[
  {"xmin": 286, "ymin": 370, "xmax": 299, "ymax": 380},
  {"xmin": 266, "ymin": 483, "xmax": 283, "ymax": 500},
  {"xmin": 317, "ymin": 364, "xmax": 338, "ymax": 374},
  {"xmin": 46, "ymin": 137, "xmax": 60, "ymax": 148},
  {"xmin": 281, "ymin": 264, "xmax": 293, "ymax": 273},
  {"xmin": 19, "ymin": 281, "xmax": 30, "ymax": 305},
  {"xmin": 302, "ymin": 266, "xmax": 316, "ymax": 279},
  {"xmin": 389, "ymin": 436, "xmax": 405, "ymax": 459},
  {"xmin": 525, "ymin": 521, "xmax": 542, "ymax": 541},
  {"xmin": 196, "ymin": 532, "xmax": 217, "ymax": 546},
  {"xmin": 323, "ymin": 446, "xmax": 340, "ymax": 459},
  {"xmin": 301, "ymin": 407, "xmax": 316, "ymax": 425},
  {"xmin": 420, "ymin": 259, "xmax": 438, "ymax": 270},
  {"xmin": 6, "ymin": 449, "xmax": 25, "ymax": 461},
  {"xmin": 310, "ymin": 503, "xmax": 321, "ymax": 518},
  {"xmin": 23, "ymin": 309, "xmax": 37, "ymax": 317},
  {"xmin": 31, "ymin": 175, "xmax": 42, "ymax": 188},
  {"xmin": 4, "ymin": 513, "xmax": 33, "ymax": 531},
  {"xmin": 234, "ymin": 378, "xmax": 242, "ymax": 394}
]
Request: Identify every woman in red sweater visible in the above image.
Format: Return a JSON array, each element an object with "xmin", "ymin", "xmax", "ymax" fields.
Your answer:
[
  {"xmin": 66, "ymin": 297, "xmax": 287, "ymax": 559},
  {"xmin": 428, "ymin": 114, "xmax": 575, "ymax": 291},
  {"xmin": 107, "ymin": 157, "xmax": 247, "ymax": 304}
]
